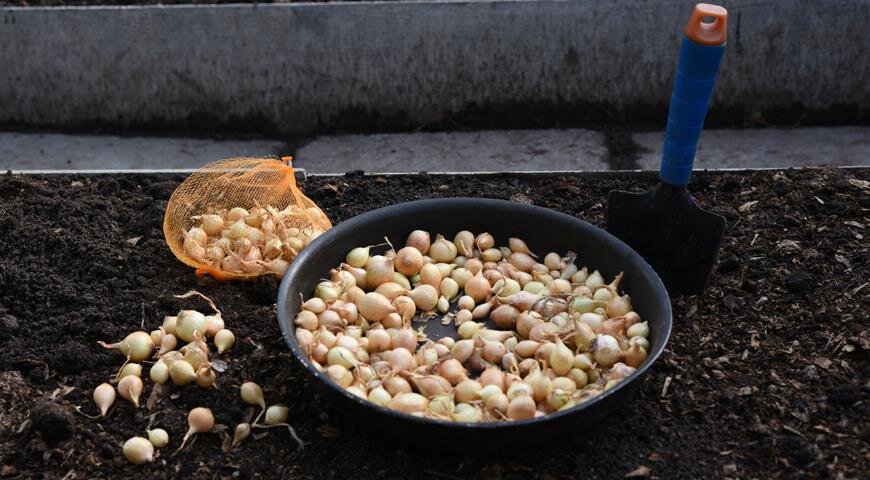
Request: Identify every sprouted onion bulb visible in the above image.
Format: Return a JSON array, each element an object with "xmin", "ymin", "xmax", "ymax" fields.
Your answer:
[{"xmin": 293, "ymin": 230, "xmax": 647, "ymax": 423}]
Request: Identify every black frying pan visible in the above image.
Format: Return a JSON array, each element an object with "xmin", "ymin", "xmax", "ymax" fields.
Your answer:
[{"xmin": 276, "ymin": 198, "xmax": 672, "ymax": 452}]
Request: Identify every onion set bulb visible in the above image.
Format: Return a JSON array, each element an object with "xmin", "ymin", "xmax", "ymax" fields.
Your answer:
[
  {"xmin": 176, "ymin": 310, "xmax": 207, "ymax": 342},
  {"xmin": 241, "ymin": 381, "xmax": 266, "ymax": 409},
  {"xmin": 98, "ymin": 331, "xmax": 153, "ymax": 362},
  {"xmin": 232, "ymin": 423, "xmax": 251, "ymax": 447},
  {"xmin": 147, "ymin": 428, "xmax": 170, "ymax": 448},
  {"xmin": 264, "ymin": 404, "xmax": 289, "ymax": 425},
  {"xmin": 176, "ymin": 407, "xmax": 214, "ymax": 453},
  {"xmin": 93, "ymin": 383, "xmax": 115, "ymax": 416},
  {"xmin": 214, "ymin": 328, "xmax": 236, "ymax": 353},
  {"xmin": 123, "ymin": 436, "xmax": 154, "ymax": 464},
  {"xmin": 293, "ymin": 230, "xmax": 646, "ymax": 423},
  {"xmin": 117, "ymin": 375, "xmax": 143, "ymax": 408}
]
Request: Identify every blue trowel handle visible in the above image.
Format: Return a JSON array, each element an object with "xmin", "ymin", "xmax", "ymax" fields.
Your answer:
[{"xmin": 660, "ymin": 4, "xmax": 728, "ymax": 187}]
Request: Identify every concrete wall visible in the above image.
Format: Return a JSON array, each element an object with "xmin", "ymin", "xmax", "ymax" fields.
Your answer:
[{"xmin": 1, "ymin": 0, "xmax": 868, "ymax": 135}]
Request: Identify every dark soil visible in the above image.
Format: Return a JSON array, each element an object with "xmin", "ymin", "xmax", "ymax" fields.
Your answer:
[{"xmin": 0, "ymin": 168, "xmax": 868, "ymax": 479}]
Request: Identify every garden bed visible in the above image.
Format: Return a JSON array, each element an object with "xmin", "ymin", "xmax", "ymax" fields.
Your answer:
[{"xmin": 0, "ymin": 167, "xmax": 867, "ymax": 479}]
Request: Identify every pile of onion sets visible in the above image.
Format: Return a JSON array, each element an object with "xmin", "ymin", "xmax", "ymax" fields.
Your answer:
[
  {"xmin": 93, "ymin": 291, "xmax": 238, "ymax": 463},
  {"xmin": 293, "ymin": 230, "xmax": 651, "ymax": 422},
  {"xmin": 183, "ymin": 205, "xmax": 330, "ymax": 276}
]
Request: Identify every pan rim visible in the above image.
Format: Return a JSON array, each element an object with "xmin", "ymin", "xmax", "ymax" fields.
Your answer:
[{"xmin": 277, "ymin": 197, "xmax": 672, "ymax": 429}]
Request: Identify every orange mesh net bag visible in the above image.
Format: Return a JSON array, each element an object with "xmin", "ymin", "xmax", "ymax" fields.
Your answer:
[{"xmin": 163, "ymin": 157, "xmax": 332, "ymax": 280}]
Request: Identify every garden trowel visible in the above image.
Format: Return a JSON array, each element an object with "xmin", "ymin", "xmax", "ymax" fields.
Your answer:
[{"xmin": 607, "ymin": 3, "xmax": 728, "ymax": 296}]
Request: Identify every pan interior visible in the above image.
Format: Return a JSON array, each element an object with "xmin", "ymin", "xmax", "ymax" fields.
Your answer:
[{"xmin": 277, "ymin": 198, "xmax": 672, "ymax": 426}]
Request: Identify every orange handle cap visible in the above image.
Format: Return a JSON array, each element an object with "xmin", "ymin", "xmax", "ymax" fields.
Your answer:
[{"xmin": 685, "ymin": 3, "xmax": 728, "ymax": 46}]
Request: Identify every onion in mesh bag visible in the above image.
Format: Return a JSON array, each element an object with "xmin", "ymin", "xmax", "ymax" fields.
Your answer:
[{"xmin": 163, "ymin": 157, "xmax": 331, "ymax": 280}]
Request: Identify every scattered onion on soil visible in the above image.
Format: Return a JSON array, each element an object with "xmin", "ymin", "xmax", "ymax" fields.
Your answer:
[
  {"xmin": 147, "ymin": 428, "xmax": 170, "ymax": 448},
  {"xmin": 86, "ymin": 290, "xmax": 253, "ymax": 464},
  {"xmin": 117, "ymin": 375, "xmax": 143, "ymax": 408},
  {"xmin": 93, "ymin": 383, "xmax": 115, "ymax": 416},
  {"xmin": 241, "ymin": 381, "xmax": 266, "ymax": 409},
  {"xmin": 175, "ymin": 407, "xmax": 214, "ymax": 453},
  {"xmin": 122, "ymin": 436, "xmax": 154, "ymax": 464},
  {"xmin": 293, "ymin": 230, "xmax": 649, "ymax": 422},
  {"xmin": 232, "ymin": 423, "xmax": 252, "ymax": 448},
  {"xmin": 98, "ymin": 331, "xmax": 154, "ymax": 362}
]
